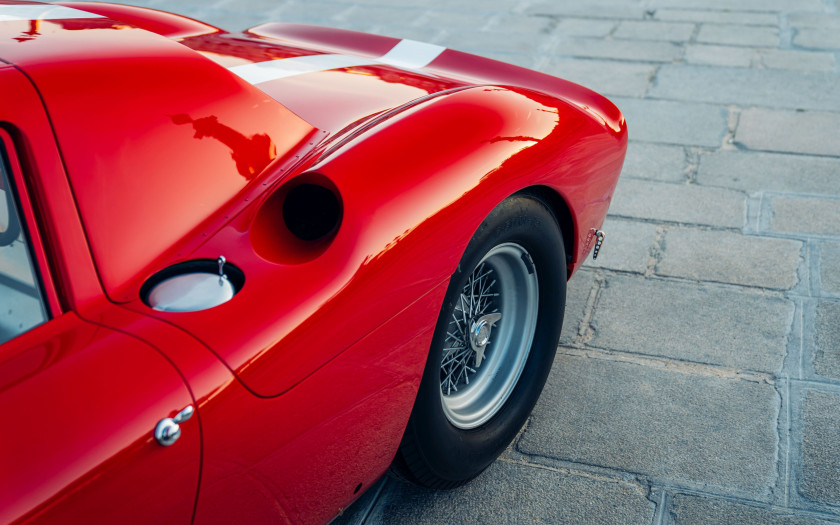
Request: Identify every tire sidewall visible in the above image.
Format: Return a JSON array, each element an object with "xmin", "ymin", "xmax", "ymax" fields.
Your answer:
[{"xmin": 406, "ymin": 195, "xmax": 567, "ymax": 483}]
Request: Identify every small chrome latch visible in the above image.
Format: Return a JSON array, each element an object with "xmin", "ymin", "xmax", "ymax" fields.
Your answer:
[
  {"xmin": 154, "ymin": 405, "xmax": 195, "ymax": 447},
  {"xmin": 218, "ymin": 255, "xmax": 228, "ymax": 283},
  {"xmin": 592, "ymin": 230, "xmax": 605, "ymax": 260}
]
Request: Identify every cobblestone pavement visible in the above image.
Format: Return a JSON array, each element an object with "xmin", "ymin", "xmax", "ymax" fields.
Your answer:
[{"xmin": 107, "ymin": 0, "xmax": 839, "ymax": 523}]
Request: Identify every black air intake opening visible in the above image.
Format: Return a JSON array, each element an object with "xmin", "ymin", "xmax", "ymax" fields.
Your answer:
[{"xmin": 283, "ymin": 183, "xmax": 341, "ymax": 241}]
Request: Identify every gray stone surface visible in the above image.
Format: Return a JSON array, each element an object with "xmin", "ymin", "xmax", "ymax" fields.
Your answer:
[
  {"xmin": 697, "ymin": 151, "xmax": 840, "ymax": 195},
  {"xmin": 591, "ymin": 275, "xmax": 793, "ymax": 372},
  {"xmin": 813, "ymin": 302, "xmax": 840, "ymax": 380},
  {"xmin": 656, "ymin": 228, "xmax": 802, "ymax": 289},
  {"xmin": 697, "ymin": 24, "xmax": 779, "ymax": 47},
  {"xmin": 770, "ymin": 197, "xmax": 840, "ymax": 237},
  {"xmin": 519, "ymin": 355, "xmax": 779, "ymax": 496},
  {"xmin": 543, "ymin": 59, "xmax": 656, "ymax": 98},
  {"xmin": 550, "ymin": 17, "xmax": 620, "ymax": 38},
  {"xmin": 613, "ymin": 21, "xmax": 695, "ymax": 42},
  {"xmin": 584, "ymin": 218, "xmax": 659, "ymax": 274},
  {"xmin": 367, "ymin": 462, "xmax": 656, "ymax": 525},
  {"xmin": 649, "ymin": 0, "xmax": 823, "ymax": 10},
  {"xmin": 800, "ymin": 390, "xmax": 840, "ymax": 506},
  {"xmin": 556, "ymin": 37, "xmax": 681, "ymax": 62},
  {"xmin": 612, "ymin": 98, "xmax": 728, "ymax": 147},
  {"xmin": 821, "ymin": 243, "xmax": 840, "ymax": 295},
  {"xmin": 668, "ymin": 494, "xmax": 840, "ymax": 524},
  {"xmin": 684, "ymin": 46, "xmax": 836, "ymax": 71},
  {"xmin": 685, "ymin": 44, "xmax": 755, "ymax": 67},
  {"xmin": 759, "ymin": 49, "xmax": 836, "ymax": 72},
  {"xmin": 525, "ymin": 2, "xmax": 647, "ymax": 20},
  {"xmin": 649, "ymin": 66, "xmax": 840, "ymax": 111},
  {"xmin": 788, "ymin": 13, "xmax": 840, "ymax": 30},
  {"xmin": 654, "ymin": 9, "xmax": 779, "ymax": 25},
  {"xmin": 560, "ymin": 270, "xmax": 596, "ymax": 345},
  {"xmin": 608, "ymin": 178, "xmax": 746, "ymax": 228},
  {"xmin": 736, "ymin": 109, "xmax": 840, "ymax": 157},
  {"xmin": 620, "ymin": 142, "xmax": 687, "ymax": 183},
  {"xmin": 794, "ymin": 28, "xmax": 840, "ymax": 50}
]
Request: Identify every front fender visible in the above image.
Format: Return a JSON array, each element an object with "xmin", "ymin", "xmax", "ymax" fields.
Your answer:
[{"xmin": 313, "ymin": 84, "xmax": 626, "ymax": 281}]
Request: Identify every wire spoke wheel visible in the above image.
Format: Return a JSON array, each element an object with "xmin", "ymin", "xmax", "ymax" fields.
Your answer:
[
  {"xmin": 439, "ymin": 242, "xmax": 539, "ymax": 429},
  {"xmin": 392, "ymin": 195, "xmax": 566, "ymax": 489}
]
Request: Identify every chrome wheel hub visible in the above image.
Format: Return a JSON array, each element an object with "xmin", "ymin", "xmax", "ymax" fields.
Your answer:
[
  {"xmin": 440, "ymin": 243, "xmax": 539, "ymax": 429},
  {"xmin": 470, "ymin": 312, "xmax": 502, "ymax": 367}
]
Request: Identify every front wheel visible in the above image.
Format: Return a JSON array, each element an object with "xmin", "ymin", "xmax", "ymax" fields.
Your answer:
[{"xmin": 393, "ymin": 194, "xmax": 567, "ymax": 488}]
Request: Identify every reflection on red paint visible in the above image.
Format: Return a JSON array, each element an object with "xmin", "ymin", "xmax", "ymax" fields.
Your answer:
[{"xmin": 170, "ymin": 114, "xmax": 277, "ymax": 179}]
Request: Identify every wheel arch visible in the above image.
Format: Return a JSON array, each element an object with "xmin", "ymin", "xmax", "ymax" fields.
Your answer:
[{"xmin": 515, "ymin": 185, "xmax": 576, "ymax": 275}]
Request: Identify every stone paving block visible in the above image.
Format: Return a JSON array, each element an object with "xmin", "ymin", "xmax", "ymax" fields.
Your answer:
[
  {"xmin": 813, "ymin": 302, "xmax": 840, "ymax": 381},
  {"xmin": 416, "ymin": 10, "xmax": 494, "ymax": 32},
  {"xmin": 484, "ymin": 13, "xmax": 553, "ymax": 35},
  {"xmin": 609, "ymin": 178, "xmax": 745, "ymax": 228},
  {"xmin": 613, "ymin": 20, "xmax": 695, "ymax": 42},
  {"xmin": 821, "ymin": 243, "xmax": 840, "ymax": 295},
  {"xmin": 697, "ymin": 24, "xmax": 779, "ymax": 47},
  {"xmin": 584, "ymin": 218, "xmax": 658, "ymax": 274},
  {"xmin": 788, "ymin": 13, "xmax": 840, "ymax": 30},
  {"xmin": 519, "ymin": 355, "xmax": 779, "ymax": 496},
  {"xmin": 553, "ymin": 17, "xmax": 619, "ymax": 38},
  {"xmin": 654, "ymin": 9, "xmax": 778, "ymax": 26},
  {"xmin": 770, "ymin": 197, "xmax": 840, "ymax": 237},
  {"xmin": 543, "ymin": 59, "xmax": 655, "ymax": 98},
  {"xmin": 684, "ymin": 47, "xmax": 837, "ymax": 71},
  {"xmin": 649, "ymin": 0, "xmax": 823, "ymax": 10},
  {"xmin": 591, "ymin": 274, "xmax": 793, "ymax": 372},
  {"xmin": 612, "ymin": 97, "xmax": 728, "ymax": 147},
  {"xmin": 620, "ymin": 142, "xmax": 686, "ymax": 183},
  {"xmin": 555, "ymin": 37, "xmax": 681, "ymax": 62},
  {"xmin": 800, "ymin": 390, "xmax": 840, "ymax": 506},
  {"xmin": 657, "ymin": 228, "xmax": 801, "ymax": 289},
  {"xmin": 525, "ymin": 2, "xmax": 646, "ymax": 20},
  {"xmin": 668, "ymin": 494, "xmax": 839, "ymax": 524},
  {"xmin": 351, "ymin": 0, "xmax": 518, "ymax": 8},
  {"xmin": 685, "ymin": 44, "xmax": 754, "ymax": 67},
  {"xmin": 366, "ymin": 462, "xmax": 656, "ymax": 524},
  {"xmin": 759, "ymin": 50, "xmax": 837, "ymax": 73},
  {"xmin": 490, "ymin": 15, "xmax": 617, "ymax": 38},
  {"xmin": 794, "ymin": 28, "xmax": 840, "ymax": 50},
  {"xmin": 696, "ymin": 151, "xmax": 840, "ymax": 195},
  {"xmin": 649, "ymin": 66, "xmax": 840, "ymax": 111},
  {"xmin": 736, "ymin": 109, "xmax": 840, "ymax": 157},
  {"xmin": 341, "ymin": 5, "xmax": 435, "ymax": 28},
  {"xmin": 560, "ymin": 270, "xmax": 596, "ymax": 345}
]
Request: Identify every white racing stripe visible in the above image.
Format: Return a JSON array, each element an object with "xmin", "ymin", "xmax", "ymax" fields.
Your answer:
[
  {"xmin": 0, "ymin": 6, "xmax": 443, "ymax": 85},
  {"xmin": 379, "ymin": 39, "xmax": 445, "ymax": 69},
  {"xmin": 0, "ymin": 5, "xmax": 103, "ymax": 22},
  {"xmin": 229, "ymin": 39, "xmax": 446, "ymax": 86},
  {"xmin": 230, "ymin": 54, "xmax": 371, "ymax": 85}
]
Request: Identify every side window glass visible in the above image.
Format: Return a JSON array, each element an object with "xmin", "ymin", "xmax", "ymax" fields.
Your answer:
[{"xmin": 0, "ymin": 143, "xmax": 47, "ymax": 344}]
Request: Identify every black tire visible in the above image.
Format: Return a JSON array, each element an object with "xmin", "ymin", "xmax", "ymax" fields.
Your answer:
[{"xmin": 392, "ymin": 194, "xmax": 567, "ymax": 488}]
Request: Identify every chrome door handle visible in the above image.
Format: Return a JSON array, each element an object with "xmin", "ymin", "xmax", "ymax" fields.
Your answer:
[{"xmin": 154, "ymin": 405, "xmax": 194, "ymax": 447}]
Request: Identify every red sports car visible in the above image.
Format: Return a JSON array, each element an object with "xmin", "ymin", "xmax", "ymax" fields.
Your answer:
[{"xmin": 0, "ymin": 2, "xmax": 626, "ymax": 523}]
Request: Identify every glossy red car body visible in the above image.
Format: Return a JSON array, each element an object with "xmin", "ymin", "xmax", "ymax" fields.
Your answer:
[{"xmin": 0, "ymin": 2, "xmax": 626, "ymax": 523}]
